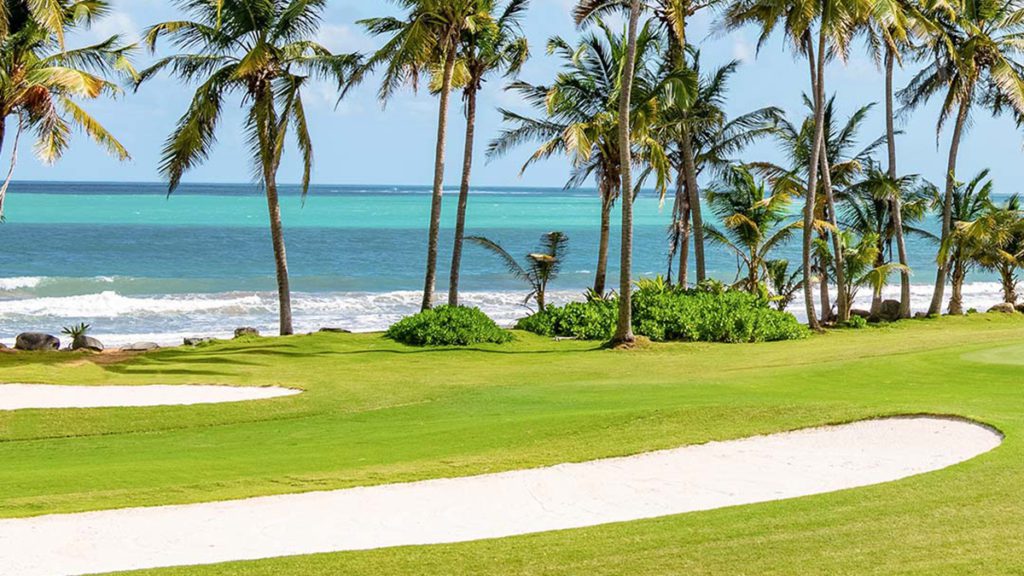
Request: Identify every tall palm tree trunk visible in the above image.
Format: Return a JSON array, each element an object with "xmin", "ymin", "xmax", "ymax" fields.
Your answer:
[
  {"xmin": 674, "ymin": 169, "xmax": 691, "ymax": 286},
  {"xmin": 422, "ymin": 51, "xmax": 457, "ymax": 311},
  {"xmin": 1000, "ymin": 266, "xmax": 1017, "ymax": 304},
  {"xmin": 595, "ymin": 175, "xmax": 615, "ymax": 295},
  {"xmin": 802, "ymin": 31, "xmax": 825, "ymax": 330},
  {"xmin": 255, "ymin": 91, "xmax": 294, "ymax": 336},
  {"xmin": 819, "ymin": 144, "xmax": 848, "ymax": 321},
  {"xmin": 264, "ymin": 172, "xmax": 294, "ymax": 336},
  {"xmin": 817, "ymin": 245, "xmax": 832, "ymax": 320},
  {"xmin": 448, "ymin": 84, "xmax": 479, "ymax": 307},
  {"xmin": 612, "ymin": 0, "xmax": 641, "ymax": 345},
  {"xmin": 947, "ymin": 257, "xmax": 965, "ymax": 315},
  {"xmin": 886, "ymin": 47, "xmax": 911, "ymax": 318},
  {"xmin": 681, "ymin": 130, "xmax": 705, "ymax": 282},
  {"xmin": 928, "ymin": 94, "xmax": 972, "ymax": 316}
]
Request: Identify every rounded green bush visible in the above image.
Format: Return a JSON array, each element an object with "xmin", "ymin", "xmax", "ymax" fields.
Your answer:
[
  {"xmin": 386, "ymin": 306, "xmax": 513, "ymax": 346},
  {"xmin": 517, "ymin": 284, "xmax": 808, "ymax": 343}
]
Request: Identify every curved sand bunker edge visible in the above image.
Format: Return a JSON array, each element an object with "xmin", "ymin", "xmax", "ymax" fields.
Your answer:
[
  {"xmin": 0, "ymin": 383, "xmax": 304, "ymax": 411},
  {"xmin": 0, "ymin": 416, "xmax": 1002, "ymax": 576}
]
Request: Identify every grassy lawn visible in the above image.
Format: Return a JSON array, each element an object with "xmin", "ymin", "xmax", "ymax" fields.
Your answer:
[{"xmin": 2, "ymin": 314, "xmax": 1023, "ymax": 574}]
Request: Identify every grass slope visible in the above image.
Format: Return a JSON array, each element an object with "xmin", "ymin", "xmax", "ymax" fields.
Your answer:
[{"xmin": 1, "ymin": 315, "xmax": 1023, "ymax": 574}]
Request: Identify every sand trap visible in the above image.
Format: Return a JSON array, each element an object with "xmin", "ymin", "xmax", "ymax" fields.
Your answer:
[
  {"xmin": 0, "ymin": 417, "xmax": 1000, "ymax": 576},
  {"xmin": 0, "ymin": 384, "xmax": 301, "ymax": 411}
]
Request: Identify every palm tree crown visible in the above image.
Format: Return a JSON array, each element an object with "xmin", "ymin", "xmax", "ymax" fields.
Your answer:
[{"xmin": 0, "ymin": 0, "xmax": 134, "ymax": 219}]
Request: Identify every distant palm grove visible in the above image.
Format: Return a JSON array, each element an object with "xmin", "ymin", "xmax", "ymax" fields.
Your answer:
[{"xmin": 3, "ymin": 0, "xmax": 1024, "ymax": 341}]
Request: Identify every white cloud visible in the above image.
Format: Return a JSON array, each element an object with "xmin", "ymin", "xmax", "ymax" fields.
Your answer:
[
  {"xmin": 88, "ymin": 11, "xmax": 141, "ymax": 44},
  {"xmin": 317, "ymin": 23, "xmax": 375, "ymax": 54},
  {"xmin": 731, "ymin": 34, "xmax": 754, "ymax": 64}
]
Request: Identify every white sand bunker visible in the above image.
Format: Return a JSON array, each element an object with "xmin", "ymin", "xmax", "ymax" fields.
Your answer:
[
  {"xmin": 0, "ymin": 384, "xmax": 300, "ymax": 411},
  {"xmin": 0, "ymin": 417, "xmax": 1000, "ymax": 576}
]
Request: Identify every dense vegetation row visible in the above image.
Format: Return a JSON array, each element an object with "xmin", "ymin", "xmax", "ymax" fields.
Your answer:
[{"xmin": 2, "ymin": 0, "xmax": 1024, "ymax": 345}]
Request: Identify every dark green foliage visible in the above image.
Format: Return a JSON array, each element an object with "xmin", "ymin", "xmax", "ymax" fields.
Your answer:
[
  {"xmin": 517, "ymin": 299, "xmax": 617, "ymax": 340},
  {"xmin": 386, "ymin": 306, "xmax": 513, "ymax": 346},
  {"xmin": 518, "ymin": 282, "xmax": 808, "ymax": 343},
  {"xmin": 839, "ymin": 316, "xmax": 869, "ymax": 329}
]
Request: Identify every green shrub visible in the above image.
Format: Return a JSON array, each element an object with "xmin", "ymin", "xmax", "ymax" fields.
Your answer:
[
  {"xmin": 386, "ymin": 306, "xmax": 513, "ymax": 346},
  {"xmin": 515, "ymin": 300, "xmax": 616, "ymax": 340},
  {"xmin": 517, "ymin": 283, "xmax": 808, "ymax": 343},
  {"xmin": 839, "ymin": 315, "xmax": 869, "ymax": 329}
]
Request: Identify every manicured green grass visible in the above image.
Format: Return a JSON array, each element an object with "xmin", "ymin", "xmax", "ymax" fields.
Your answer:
[{"xmin": 2, "ymin": 315, "xmax": 1023, "ymax": 574}]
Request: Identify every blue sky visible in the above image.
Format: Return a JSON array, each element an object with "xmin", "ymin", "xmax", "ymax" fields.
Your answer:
[{"xmin": 13, "ymin": 0, "xmax": 1024, "ymax": 193}]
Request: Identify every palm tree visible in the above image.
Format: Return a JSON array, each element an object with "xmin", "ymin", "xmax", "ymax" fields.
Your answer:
[
  {"xmin": 0, "ymin": 0, "xmax": 134, "ymax": 220},
  {"xmin": 488, "ymin": 19, "xmax": 669, "ymax": 297},
  {"xmin": 576, "ymin": 0, "xmax": 725, "ymax": 284},
  {"xmin": 139, "ymin": 0, "xmax": 360, "ymax": 336},
  {"xmin": 860, "ymin": 0, "xmax": 934, "ymax": 318},
  {"xmin": 0, "ymin": 0, "xmax": 70, "ymax": 46},
  {"xmin": 612, "ymin": 0, "xmax": 642, "ymax": 345},
  {"xmin": 447, "ymin": 0, "xmax": 530, "ymax": 307},
  {"xmin": 825, "ymin": 231, "xmax": 908, "ymax": 317},
  {"xmin": 705, "ymin": 164, "xmax": 801, "ymax": 292},
  {"xmin": 900, "ymin": 0, "xmax": 1024, "ymax": 315},
  {"xmin": 726, "ymin": 0, "xmax": 865, "ymax": 327},
  {"xmin": 653, "ymin": 52, "xmax": 781, "ymax": 285},
  {"xmin": 934, "ymin": 169, "xmax": 993, "ymax": 315},
  {"xmin": 467, "ymin": 232, "xmax": 569, "ymax": 311},
  {"xmin": 953, "ymin": 193, "xmax": 1024, "ymax": 305},
  {"xmin": 361, "ymin": 0, "xmax": 488, "ymax": 311},
  {"xmin": 843, "ymin": 162, "xmax": 930, "ymax": 316},
  {"xmin": 766, "ymin": 259, "xmax": 804, "ymax": 311},
  {"xmin": 754, "ymin": 95, "xmax": 883, "ymax": 322}
]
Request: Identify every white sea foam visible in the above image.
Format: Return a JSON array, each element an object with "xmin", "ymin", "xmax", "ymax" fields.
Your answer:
[
  {"xmin": 0, "ymin": 283, "xmax": 1013, "ymax": 348},
  {"xmin": 0, "ymin": 277, "xmax": 43, "ymax": 291}
]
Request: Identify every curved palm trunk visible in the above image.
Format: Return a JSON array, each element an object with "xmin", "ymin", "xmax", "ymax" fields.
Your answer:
[
  {"xmin": 595, "ymin": 175, "xmax": 615, "ymax": 295},
  {"xmin": 885, "ymin": 48, "xmax": 912, "ymax": 318},
  {"xmin": 947, "ymin": 256, "xmax": 965, "ymax": 315},
  {"xmin": 818, "ymin": 101, "xmax": 848, "ymax": 322},
  {"xmin": 421, "ymin": 51, "xmax": 457, "ymax": 311},
  {"xmin": 681, "ymin": 130, "xmax": 705, "ymax": 282},
  {"xmin": 802, "ymin": 32, "xmax": 825, "ymax": 330},
  {"xmin": 264, "ymin": 171, "xmax": 294, "ymax": 336},
  {"xmin": 612, "ymin": 0, "xmax": 641, "ymax": 345},
  {"xmin": 254, "ymin": 90, "xmax": 294, "ymax": 336},
  {"xmin": 674, "ymin": 169, "xmax": 691, "ymax": 286},
  {"xmin": 929, "ymin": 94, "xmax": 972, "ymax": 316},
  {"xmin": 447, "ymin": 84, "xmax": 479, "ymax": 307},
  {"xmin": 1000, "ymin": 265, "xmax": 1018, "ymax": 304},
  {"xmin": 817, "ymin": 245, "xmax": 832, "ymax": 321}
]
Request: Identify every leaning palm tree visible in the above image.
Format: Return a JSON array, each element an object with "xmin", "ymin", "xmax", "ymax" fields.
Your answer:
[
  {"xmin": 705, "ymin": 164, "xmax": 801, "ymax": 292},
  {"xmin": 900, "ymin": 0, "xmax": 1024, "ymax": 315},
  {"xmin": 361, "ymin": 0, "xmax": 488, "ymax": 311},
  {"xmin": 651, "ymin": 51, "xmax": 782, "ymax": 285},
  {"xmin": 467, "ymin": 232, "xmax": 569, "ymax": 311},
  {"xmin": 447, "ymin": 0, "xmax": 530, "ymax": 307},
  {"xmin": 0, "ymin": 0, "xmax": 134, "ymax": 220},
  {"xmin": 488, "ymin": 18, "xmax": 670, "ymax": 297},
  {"xmin": 859, "ymin": 0, "xmax": 937, "ymax": 317},
  {"xmin": 935, "ymin": 169, "xmax": 994, "ymax": 315},
  {"xmin": 726, "ymin": 0, "xmax": 866, "ymax": 327},
  {"xmin": 754, "ymin": 95, "xmax": 883, "ymax": 322},
  {"xmin": 576, "ymin": 0, "xmax": 725, "ymax": 284},
  {"xmin": 139, "ymin": 0, "xmax": 360, "ymax": 336}
]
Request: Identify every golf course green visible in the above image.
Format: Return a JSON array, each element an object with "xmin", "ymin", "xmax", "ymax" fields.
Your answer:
[{"xmin": 2, "ymin": 314, "xmax": 1022, "ymax": 575}]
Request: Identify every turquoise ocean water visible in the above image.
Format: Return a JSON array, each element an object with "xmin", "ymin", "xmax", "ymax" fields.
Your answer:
[{"xmin": 0, "ymin": 181, "xmax": 1005, "ymax": 345}]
